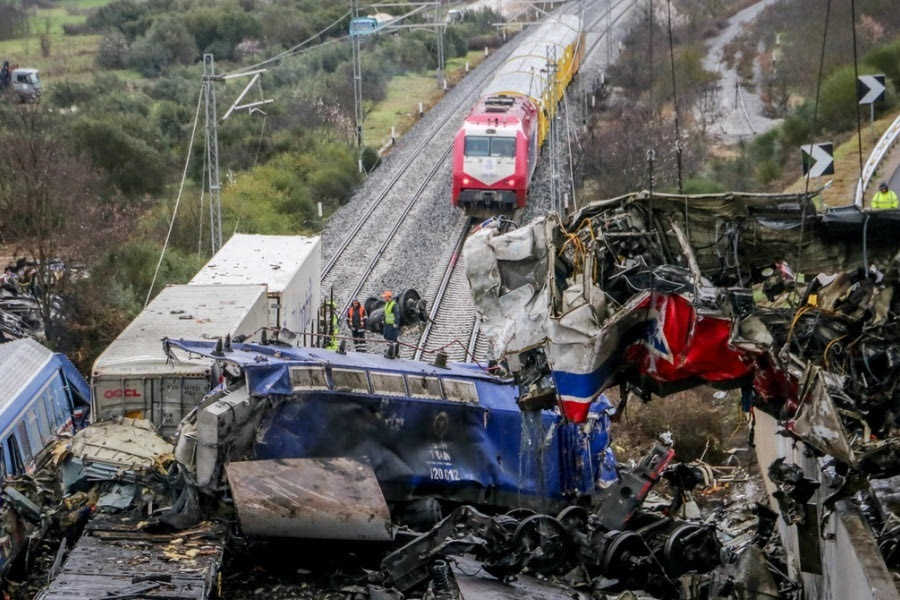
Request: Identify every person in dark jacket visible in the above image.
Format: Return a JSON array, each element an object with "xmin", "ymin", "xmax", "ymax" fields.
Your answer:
[
  {"xmin": 347, "ymin": 298, "xmax": 367, "ymax": 351},
  {"xmin": 382, "ymin": 290, "xmax": 400, "ymax": 358}
]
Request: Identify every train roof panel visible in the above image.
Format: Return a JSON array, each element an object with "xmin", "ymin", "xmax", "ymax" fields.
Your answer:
[
  {"xmin": 94, "ymin": 284, "xmax": 267, "ymax": 375},
  {"xmin": 483, "ymin": 15, "xmax": 581, "ymax": 100},
  {"xmin": 0, "ymin": 338, "xmax": 54, "ymax": 413},
  {"xmin": 190, "ymin": 234, "xmax": 320, "ymax": 292},
  {"xmin": 164, "ymin": 339, "xmax": 517, "ymax": 403}
]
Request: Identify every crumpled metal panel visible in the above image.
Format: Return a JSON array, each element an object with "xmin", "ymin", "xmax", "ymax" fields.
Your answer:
[
  {"xmin": 68, "ymin": 417, "xmax": 173, "ymax": 470},
  {"xmin": 225, "ymin": 458, "xmax": 394, "ymax": 541}
]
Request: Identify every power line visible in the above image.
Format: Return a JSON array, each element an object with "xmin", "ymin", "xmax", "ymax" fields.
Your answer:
[{"xmin": 146, "ymin": 86, "xmax": 205, "ymax": 308}]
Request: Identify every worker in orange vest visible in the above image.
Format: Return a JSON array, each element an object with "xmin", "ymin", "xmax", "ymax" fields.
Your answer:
[{"xmin": 347, "ymin": 298, "xmax": 367, "ymax": 351}]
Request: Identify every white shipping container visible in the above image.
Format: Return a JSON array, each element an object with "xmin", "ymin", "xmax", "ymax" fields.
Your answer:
[
  {"xmin": 92, "ymin": 284, "xmax": 268, "ymax": 436},
  {"xmin": 189, "ymin": 234, "xmax": 321, "ymax": 340}
]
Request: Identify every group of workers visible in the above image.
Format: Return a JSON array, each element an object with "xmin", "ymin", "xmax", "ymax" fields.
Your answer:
[{"xmin": 345, "ymin": 290, "xmax": 401, "ymax": 358}]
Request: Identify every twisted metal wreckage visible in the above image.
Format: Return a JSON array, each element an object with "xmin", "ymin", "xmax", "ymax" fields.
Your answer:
[{"xmin": 4, "ymin": 190, "xmax": 900, "ymax": 599}]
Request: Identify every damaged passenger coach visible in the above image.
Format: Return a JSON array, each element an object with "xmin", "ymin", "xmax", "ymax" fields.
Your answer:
[{"xmin": 166, "ymin": 338, "xmax": 619, "ymax": 536}]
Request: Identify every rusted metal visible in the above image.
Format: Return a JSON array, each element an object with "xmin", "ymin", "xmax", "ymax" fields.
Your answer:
[{"xmin": 225, "ymin": 457, "xmax": 394, "ymax": 541}]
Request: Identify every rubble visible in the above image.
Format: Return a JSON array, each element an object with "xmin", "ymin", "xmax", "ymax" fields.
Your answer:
[{"xmin": 463, "ymin": 191, "xmax": 900, "ymax": 596}]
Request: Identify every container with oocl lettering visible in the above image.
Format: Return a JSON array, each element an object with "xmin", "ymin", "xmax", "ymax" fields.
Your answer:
[{"xmin": 91, "ymin": 284, "xmax": 268, "ymax": 437}]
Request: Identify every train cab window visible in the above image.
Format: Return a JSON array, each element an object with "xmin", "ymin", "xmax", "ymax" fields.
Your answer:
[
  {"xmin": 15, "ymin": 423, "xmax": 32, "ymax": 466},
  {"xmin": 408, "ymin": 375, "xmax": 443, "ymax": 400},
  {"xmin": 370, "ymin": 371, "xmax": 407, "ymax": 396},
  {"xmin": 6, "ymin": 436, "xmax": 24, "ymax": 475},
  {"xmin": 441, "ymin": 379, "xmax": 479, "ymax": 404},
  {"xmin": 491, "ymin": 137, "xmax": 516, "ymax": 158},
  {"xmin": 35, "ymin": 400, "xmax": 52, "ymax": 442},
  {"xmin": 289, "ymin": 366, "xmax": 329, "ymax": 391},
  {"xmin": 331, "ymin": 368, "xmax": 369, "ymax": 394},
  {"xmin": 464, "ymin": 136, "xmax": 490, "ymax": 157}
]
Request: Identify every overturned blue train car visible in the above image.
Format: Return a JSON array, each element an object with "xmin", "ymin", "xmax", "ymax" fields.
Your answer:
[
  {"xmin": 167, "ymin": 339, "xmax": 616, "ymax": 537},
  {"xmin": 0, "ymin": 338, "xmax": 90, "ymax": 477}
]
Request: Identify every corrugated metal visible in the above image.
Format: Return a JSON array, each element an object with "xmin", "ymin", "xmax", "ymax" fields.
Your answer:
[
  {"xmin": 93, "ymin": 284, "xmax": 268, "ymax": 376},
  {"xmin": 483, "ymin": 15, "xmax": 581, "ymax": 104},
  {"xmin": 0, "ymin": 338, "xmax": 53, "ymax": 413},
  {"xmin": 189, "ymin": 234, "xmax": 319, "ymax": 293}
]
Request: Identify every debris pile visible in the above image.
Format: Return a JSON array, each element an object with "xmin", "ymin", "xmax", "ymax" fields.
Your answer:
[
  {"xmin": 1, "ymin": 418, "xmax": 225, "ymax": 600},
  {"xmin": 464, "ymin": 191, "xmax": 900, "ymax": 589},
  {"xmin": 0, "ymin": 257, "xmax": 64, "ymax": 341}
]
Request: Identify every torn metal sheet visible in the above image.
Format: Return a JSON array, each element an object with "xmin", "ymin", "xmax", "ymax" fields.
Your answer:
[
  {"xmin": 451, "ymin": 554, "xmax": 588, "ymax": 600},
  {"xmin": 225, "ymin": 458, "xmax": 394, "ymax": 541},
  {"xmin": 68, "ymin": 417, "xmax": 174, "ymax": 472}
]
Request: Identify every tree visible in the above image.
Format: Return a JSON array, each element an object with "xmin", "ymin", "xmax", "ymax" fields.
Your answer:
[{"xmin": 0, "ymin": 106, "xmax": 136, "ymax": 332}]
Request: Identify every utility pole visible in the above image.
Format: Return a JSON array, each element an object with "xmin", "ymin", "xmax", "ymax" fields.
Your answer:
[
  {"xmin": 435, "ymin": 0, "xmax": 444, "ymax": 89},
  {"xmin": 202, "ymin": 55, "xmax": 273, "ymax": 254},
  {"xmin": 546, "ymin": 46, "xmax": 560, "ymax": 213},
  {"xmin": 203, "ymin": 54, "xmax": 222, "ymax": 254},
  {"xmin": 351, "ymin": 0, "xmax": 364, "ymax": 172}
]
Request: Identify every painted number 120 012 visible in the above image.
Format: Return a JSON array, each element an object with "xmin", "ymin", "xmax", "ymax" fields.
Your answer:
[{"xmin": 430, "ymin": 467, "xmax": 460, "ymax": 481}]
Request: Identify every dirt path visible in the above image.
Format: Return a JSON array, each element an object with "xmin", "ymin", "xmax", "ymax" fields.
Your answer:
[{"xmin": 700, "ymin": 0, "xmax": 783, "ymax": 144}]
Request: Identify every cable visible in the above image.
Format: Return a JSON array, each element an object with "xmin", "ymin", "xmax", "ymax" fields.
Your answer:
[
  {"xmin": 145, "ymin": 87, "xmax": 204, "ymax": 308},
  {"xmin": 224, "ymin": 11, "xmax": 352, "ymax": 77},
  {"xmin": 665, "ymin": 0, "xmax": 682, "ymax": 195},
  {"xmin": 851, "ymin": 0, "xmax": 864, "ymax": 184},
  {"xmin": 798, "ymin": 0, "xmax": 832, "ymax": 274}
]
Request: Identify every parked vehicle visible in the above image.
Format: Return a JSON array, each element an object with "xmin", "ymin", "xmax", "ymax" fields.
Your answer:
[
  {"xmin": 1, "ymin": 66, "xmax": 42, "ymax": 102},
  {"xmin": 91, "ymin": 284, "xmax": 268, "ymax": 437},
  {"xmin": 451, "ymin": 15, "xmax": 584, "ymax": 212},
  {"xmin": 189, "ymin": 234, "xmax": 321, "ymax": 342}
]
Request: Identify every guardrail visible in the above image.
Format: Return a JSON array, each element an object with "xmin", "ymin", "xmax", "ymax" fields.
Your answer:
[{"xmin": 855, "ymin": 112, "xmax": 900, "ymax": 207}]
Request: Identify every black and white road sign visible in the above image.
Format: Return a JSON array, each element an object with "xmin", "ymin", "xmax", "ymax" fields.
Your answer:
[
  {"xmin": 801, "ymin": 143, "xmax": 834, "ymax": 177},
  {"xmin": 858, "ymin": 74, "xmax": 886, "ymax": 104}
]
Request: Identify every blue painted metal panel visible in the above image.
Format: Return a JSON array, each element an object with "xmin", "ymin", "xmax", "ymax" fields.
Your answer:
[{"xmin": 166, "ymin": 339, "xmax": 618, "ymax": 511}]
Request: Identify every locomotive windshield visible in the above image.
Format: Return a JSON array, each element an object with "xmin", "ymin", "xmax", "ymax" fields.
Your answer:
[{"xmin": 464, "ymin": 136, "xmax": 516, "ymax": 158}]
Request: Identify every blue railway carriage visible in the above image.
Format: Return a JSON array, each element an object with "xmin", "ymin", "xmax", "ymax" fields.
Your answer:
[
  {"xmin": 167, "ymin": 339, "xmax": 617, "ymax": 517},
  {"xmin": 0, "ymin": 338, "xmax": 90, "ymax": 477}
]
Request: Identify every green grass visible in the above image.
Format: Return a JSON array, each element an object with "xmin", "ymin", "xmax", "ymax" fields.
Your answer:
[{"xmin": 363, "ymin": 50, "xmax": 487, "ymax": 150}]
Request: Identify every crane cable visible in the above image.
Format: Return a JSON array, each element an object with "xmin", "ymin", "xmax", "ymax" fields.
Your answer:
[{"xmin": 145, "ymin": 87, "xmax": 204, "ymax": 308}]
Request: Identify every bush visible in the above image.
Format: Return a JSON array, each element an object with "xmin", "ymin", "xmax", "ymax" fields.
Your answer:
[
  {"xmin": 72, "ymin": 116, "xmax": 168, "ymax": 195},
  {"xmin": 96, "ymin": 32, "xmax": 130, "ymax": 69},
  {"xmin": 126, "ymin": 16, "xmax": 197, "ymax": 76},
  {"xmin": 864, "ymin": 39, "xmax": 900, "ymax": 89}
]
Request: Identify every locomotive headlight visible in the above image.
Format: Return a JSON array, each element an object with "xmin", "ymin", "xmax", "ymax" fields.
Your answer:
[
  {"xmin": 507, "ymin": 178, "xmax": 515, "ymax": 186},
  {"xmin": 462, "ymin": 177, "xmax": 470, "ymax": 185}
]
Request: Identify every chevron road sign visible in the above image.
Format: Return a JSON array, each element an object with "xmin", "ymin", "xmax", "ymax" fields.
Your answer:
[
  {"xmin": 858, "ymin": 75, "xmax": 886, "ymax": 104},
  {"xmin": 801, "ymin": 143, "xmax": 834, "ymax": 177}
]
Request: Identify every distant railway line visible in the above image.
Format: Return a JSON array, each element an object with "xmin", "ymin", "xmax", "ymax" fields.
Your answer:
[{"xmin": 320, "ymin": 0, "xmax": 637, "ymax": 362}]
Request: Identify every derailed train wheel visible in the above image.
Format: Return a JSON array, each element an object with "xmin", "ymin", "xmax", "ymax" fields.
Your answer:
[
  {"xmin": 512, "ymin": 514, "xmax": 570, "ymax": 574},
  {"xmin": 661, "ymin": 523, "xmax": 722, "ymax": 576}
]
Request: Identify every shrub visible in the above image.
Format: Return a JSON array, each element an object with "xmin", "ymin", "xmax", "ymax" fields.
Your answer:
[
  {"xmin": 126, "ymin": 16, "xmax": 197, "ymax": 76},
  {"xmin": 96, "ymin": 32, "xmax": 130, "ymax": 69},
  {"xmin": 72, "ymin": 116, "xmax": 168, "ymax": 195}
]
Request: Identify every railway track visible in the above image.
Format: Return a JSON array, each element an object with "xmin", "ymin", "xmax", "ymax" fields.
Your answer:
[
  {"xmin": 412, "ymin": 0, "xmax": 638, "ymax": 364},
  {"xmin": 320, "ymin": 45, "xmax": 512, "ymax": 317},
  {"xmin": 320, "ymin": 0, "xmax": 637, "ymax": 359}
]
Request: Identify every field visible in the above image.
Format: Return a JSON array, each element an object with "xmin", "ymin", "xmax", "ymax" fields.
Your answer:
[{"xmin": 364, "ymin": 50, "xmax": 487, "ymax": 152}]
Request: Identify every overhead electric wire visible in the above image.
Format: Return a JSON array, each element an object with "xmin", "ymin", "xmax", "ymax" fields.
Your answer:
[
  {"xmin": 797, "ymin": 0, "xmax": 832, "ymax": 273},
  {"xmin": 225, "ymin": 11, "xmax": 352, "ymax": 77},
  {"xmin": 850, "ymin": 0, "xmax": 864, "ymax": 183},
  {"xmin": 146, "ymin": 86, "xmax": 205, "ymax": 308}
]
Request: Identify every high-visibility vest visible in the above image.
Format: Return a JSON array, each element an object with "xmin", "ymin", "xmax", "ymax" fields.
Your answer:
[
  {"xmin": 384, "ymin": 300, "xmax": 397, "ymax": 325},
  {"xmin": 347, "ymin": 305, "xmax": 366, "ymax": 328},
  {"xmin": 872, "ymin": 190, "xmax": 899, "ymax": 209}
]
